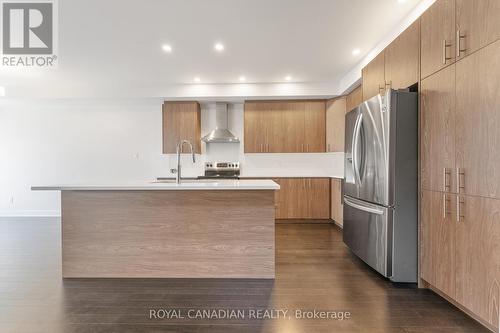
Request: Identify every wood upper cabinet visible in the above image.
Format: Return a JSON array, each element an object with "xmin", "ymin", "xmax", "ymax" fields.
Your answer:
[
  {"xmin": 456, "ymin": 0, "xmax": 500, "ymax": 59},
  {"xmin": 162, "ymin": 102, "xmax": 201, "ymax": 154},
  {"xmin": 421, "ymin": 190, "xmax": 456, "ymax": 298},
  {"xmin": 346, "ymin": 85, "xmax": 362, "ymax": 113},
  {"xmin": 420, "ymin": 64, "xmax": 456, "ymax": 193},
  {"xmin": 385, "ymin": 19, "xmax": 420, "ymax": 89},
  {"xmin": 325, "ymin": 98, "xmax": 346, "ymax": 152},
  {"xmin": 455, "ymin": 195, "xmax": 500, "ymax": 329},
  {"xmin": 362, "ymin": 51, "xmax": 385, "ymax": 101},
  {"xmin": 244, "ymin": 101, "xmax": 326, "ymax": 153},
  {"xmin": 330, "ymin": 178, "xmax": 343, "ymax": 227},
  {"xmin": 455, "ymin": 39, "xmax": 500, "ymax": 199},
  {"xmin": 304, "ymin": 101, "xmax": 326, "ymax": 152},
  {"xmin": 273, "ymin": 178, "xmax": 330, "ymax": 219},
  {"xmin": 420, "ymin": 0, "xmax": 456, "ymax": 79}
]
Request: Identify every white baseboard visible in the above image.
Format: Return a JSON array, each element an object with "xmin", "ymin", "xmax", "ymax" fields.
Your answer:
[{"xmin": 0, "ymin": 210, "xmax": 61, "ymax": 217}]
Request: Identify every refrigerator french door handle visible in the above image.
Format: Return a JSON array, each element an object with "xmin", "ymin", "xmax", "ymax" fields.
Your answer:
[
  {"xmin": 344, "ymin": 196, "xmax": 384, "ymax": 215},
  {"xmin": 352, "ymin": 113, "xmax": 363, "ymax": 185}
]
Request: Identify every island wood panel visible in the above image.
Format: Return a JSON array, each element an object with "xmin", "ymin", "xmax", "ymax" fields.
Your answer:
[
  {"xmin": 362, "ymin": 51, "xmax": 385, "ymax": 101},
  {"xmin": 162, "ymin": 102, "xmax": 201, "ymax": 154},
  {"xmin": 61, "ymin": 190, "xmax": 275, "ymax": 278},
  {"xmin": 456, "ymin": 39, "xmax": 500, "ymax": 199},
  {"xmin": 330, "ymin": 178, "xmax": 343, "ymax": 227},
  {"xmin": 456, "ymin": 0, "xmax": 500, "ymax": 59},
  {"xmin": 385, "ymin": 19, "xmax": 420, "ymax": 90},
  {"xmin": 420, "ymin": 64, "xmax": 456, "ymax": 193},
  {"xmin": 420, "ymin": 0, "xmax": 456, "ymax": 79},
  {"xmin": 346, "ymin": 85, "xmax": 362, "ymax": 113},
  {"xmin": 420, "ymin": 190, "xmax": 456, "ymax": 298},
  {"xmin": 326, "ymin": 97, "xmax": 346, "ymax": 152},
  {"xmin": 455, "ymin": 195, "xmax": 500, "ymax": 329}
]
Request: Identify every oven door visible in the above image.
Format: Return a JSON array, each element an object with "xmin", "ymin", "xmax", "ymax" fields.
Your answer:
[{"xmin": 343, "ymin": 195, "xmax": 393, "ymax": 278}]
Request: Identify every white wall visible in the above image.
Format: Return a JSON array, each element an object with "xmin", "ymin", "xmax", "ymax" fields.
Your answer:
[{"xmin": 0, "ymin": 99, "xmax": 343, "ymax": 216}]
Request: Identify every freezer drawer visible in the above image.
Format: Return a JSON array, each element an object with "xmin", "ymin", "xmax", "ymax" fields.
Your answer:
[{"xmin": 343, "ymin": 195, "xmax": 393, "ymax": 278}]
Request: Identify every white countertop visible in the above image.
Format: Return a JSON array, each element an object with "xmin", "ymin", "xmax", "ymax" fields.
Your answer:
[{"xmin": 31, "ymin": 179, "xmax": 280, "ymax": 191}]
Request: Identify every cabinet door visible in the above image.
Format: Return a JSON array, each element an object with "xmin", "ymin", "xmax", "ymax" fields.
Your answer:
[
  {"xmin": 346, "ymin": 86, "xmax": 362, "ymax": 113},
  {"xmin": 456, "ymin": 0, "xmax": 500, "ymax": 58},
  {"xmin": 281, "ymin": 102, "xmax": 305, "ymax": 153},
  {"xmin": 162, "ymin": 102, "xmax": 201, "ymax": 154},
  {"xmin": 362, "ymin": 51, "xmax": 385, "ymax": 101},
  {"xmin": 385, "ymin": 20, "xmax": 420, "ymax": 89},
  {"xmin": 326, "ymin": 98, "xmax": 346, "ymax": 152},
  {"xmin": 330, "ymin": 178, "xmax": 343, "ymax": 226},
  {"xmin": 420, "ymin": 0, "xmax": 455, "ymax": 79},
  {"xmin": 456, "ymin": 40, "xmax": 500, "ymax": 199},
  {"xmin": 306, "ymin": 178, "xmax": 330, "ymax": 219},
  {"xmin": 455, "ymin": 195, "xmax": 500, "ymax": 329},
  {"xmin": 420, "ymin": 65, "xmax": 456, "ymax": 193},
  {"xmin": 244, "ymin": 102, "xmax": 267, "ymax": 153},
  {"xmin": 420, "ymin": 190, "xmax": 456, "ymax": 297},
  {"xmin": 304, "ymin": 101, "xmax": 326, "ymax": 152}
]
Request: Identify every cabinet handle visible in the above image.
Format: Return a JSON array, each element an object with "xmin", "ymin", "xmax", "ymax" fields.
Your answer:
[
  {"xmin": 456, "ymin": 168, "xmax": 465, "ymax": 193},
  {"xmin": 267, "ymin": 143, "xmax": 270, "ymax": 152},
  {"xmin": 442, "ymin": 193, "xmax": 451, "ymax": 218},
  {"xmin": 385, "ymin": 81, "xmax": 392, "ymax": 91},
  {"xmin": 443, "ymin": 168, "xmax": 451, "ymax": 192},
  {"xmin": 327, "ymin": 143, "xmax": 331, "ymax": 152},
  {"xmin": 456, "ymin": 29, "xmax": 466, "ymax": 57},
  {"xmin": 442, "ymin": 40, "xmax": 452, "ymax": 64},
  {"xmin": 456, "ymin": 195, "xmax": 465, "ymax": 223},
  {"xmin": 378, "ymin": 85, "xmax": 384, "ymax": 95},
  {"xmin": 301, "ymin": 143, "xmax": 304, "ymax": 152}
]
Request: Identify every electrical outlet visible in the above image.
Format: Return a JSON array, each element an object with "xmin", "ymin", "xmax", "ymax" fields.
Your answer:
[{"xmin": 133, "ymin": 153, "xmax": 139, "ymax": 160}]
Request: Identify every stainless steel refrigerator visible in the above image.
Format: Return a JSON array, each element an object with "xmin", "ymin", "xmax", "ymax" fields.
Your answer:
[{"xmin": 343, "ymin": 89, "xmax": 418, "ymax": 283}]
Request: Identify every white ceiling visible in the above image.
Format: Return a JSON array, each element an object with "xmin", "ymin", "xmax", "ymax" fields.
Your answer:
[{"xmin": 0, "ymin": 0, "xmax": 425, "ymax": 99}]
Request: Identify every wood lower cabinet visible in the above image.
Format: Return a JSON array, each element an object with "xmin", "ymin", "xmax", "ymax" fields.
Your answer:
[
  {"xmin": 162, "ymin": 102, "xmax": 201, "ymax": 154},
  {"xmin": 244, "ymin": 101, "xmax": 326, "ymax": 153},
  {"xmin": 456, "ymin": 0, "xmax": 500, "ymax": 59},
  {"xmin": 326, "ymin": 98, "xmax": 346, "ymax": 152},
  {"xmin": 273, "ymin": 178, "xmax": 330, "ymax": 219},
  {"xmin": 420, "ymin": 64, "xmax": 456, "ymax": 193},
  {"xmin": 346, "ymin": 85, "xmax": 362, "ymax": 113},
  {"xmin": 455, "ymin": 39, "xmax": 500, "ymax": 199},
  {"xmin": 422, "ymin": 191, "xmax": 500, "ymax": 330},
  {"xmin": 455, "ymin": 195, "xmax": 500, "ymax": 329},
  {"xmin": 385, "ymin": 19, "xmax": 420, "ymax": 89},
  {"xmin": 330, "ymin": 178, "xmax": 343, "ymax": 227},
  {"xmin": 362, "ymin": 51, "xmax": 385, "ymax": 101},
  {"xmin": 421, "ymin": 190, "xmax": 456, "ymax": 298},
  {"xmin": 420, "ymin": 0, "xmax": 456, "ymax": 79}
]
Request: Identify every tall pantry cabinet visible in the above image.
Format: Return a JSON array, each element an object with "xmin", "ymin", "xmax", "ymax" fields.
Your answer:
[{"xmin": 420, "ymin": 0, "xmax": 500, "ymax": 330}]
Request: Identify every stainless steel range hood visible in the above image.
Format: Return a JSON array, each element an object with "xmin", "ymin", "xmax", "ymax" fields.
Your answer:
[{"xmin": 202, "ymin": 102, "xmax": 240, "ymax": 143}]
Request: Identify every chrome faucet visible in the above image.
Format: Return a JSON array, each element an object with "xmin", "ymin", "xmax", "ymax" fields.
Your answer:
[{"xmin": 171, "ymin": 140, "xmax": 196, "ymax": 184}]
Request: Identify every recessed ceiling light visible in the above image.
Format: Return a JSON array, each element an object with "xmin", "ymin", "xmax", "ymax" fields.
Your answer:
[
  {"xmin": 352, "ymin": 48, "xmax": 361, "ymax": 56},
  {"xmin": 239, "ymin": 76, "xmax": 246, "ymax": 82},
  {"xmin": 214, "ymin": 42, "xmax": 224, "ymax": 52},
  {"xmin": 162, "ymin": 44, "xmax": 172, "ymax": 53},
  {"xmin": 285, "ymin": 75, "xmax": 292, "ymax": 81},
  {"xmin": 193, "ymin": 77, "xmax": 201, "ymax": 83}
]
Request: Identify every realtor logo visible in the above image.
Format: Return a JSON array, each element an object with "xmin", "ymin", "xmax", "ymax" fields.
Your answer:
[{"xmin": 1, "ymin": 0, "xmax": 58, "ymax": 67}]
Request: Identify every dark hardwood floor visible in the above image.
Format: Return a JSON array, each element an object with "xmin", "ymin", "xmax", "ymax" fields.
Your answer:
[{"xmin": 0, "ymin": 218, "xmax": 489, "ymax": 333}]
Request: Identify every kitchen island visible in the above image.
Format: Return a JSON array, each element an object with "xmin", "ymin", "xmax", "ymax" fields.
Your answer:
[{"xmin": 32, "ymin": 180, "xmax": 279, "ymax": 279}]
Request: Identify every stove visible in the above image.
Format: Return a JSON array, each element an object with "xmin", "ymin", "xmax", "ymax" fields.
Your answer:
[{"xmin": 201, "ymin": 162, "xmax": 240, "ymax": 179}]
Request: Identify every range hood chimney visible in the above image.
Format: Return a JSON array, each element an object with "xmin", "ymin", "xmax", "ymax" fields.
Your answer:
[{"xmin": 202, "ymin": 102, "xmax": 240, "ymax": 143}]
